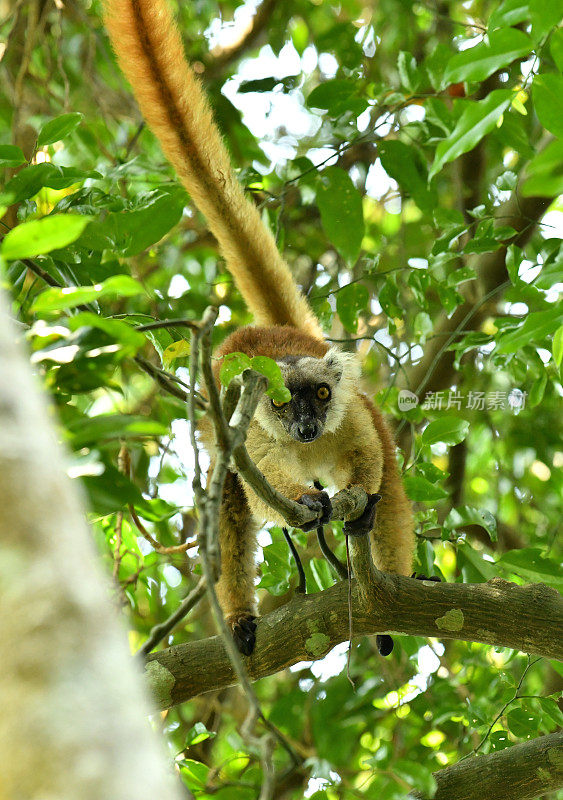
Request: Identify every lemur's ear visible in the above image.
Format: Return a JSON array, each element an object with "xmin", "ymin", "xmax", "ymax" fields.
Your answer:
[{"xmin": 323, "ymin": 347, "xmax": 361, "ymax": 382}]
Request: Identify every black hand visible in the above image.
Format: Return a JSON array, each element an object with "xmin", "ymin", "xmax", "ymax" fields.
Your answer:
[
  {"xmin": 344, "ymin": 493, "xmax": 381, "ymax": 537},
  {"xmin": 297, "ymin": 491, "xmax": 332, "ymax": 532}
]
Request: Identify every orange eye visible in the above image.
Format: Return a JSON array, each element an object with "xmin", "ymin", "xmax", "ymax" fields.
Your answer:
[
  {"xmin": 317, "ymin": 385, "xmax": 330, "ymax": 400},
  {"xmin": 272, "ymin": 398, "xmax": 287, "ymax": 408}
]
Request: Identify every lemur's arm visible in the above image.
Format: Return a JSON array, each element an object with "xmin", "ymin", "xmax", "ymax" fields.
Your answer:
[{"xmin": 103, "ymin": 0, "xmax": 321, "ymax": 339}]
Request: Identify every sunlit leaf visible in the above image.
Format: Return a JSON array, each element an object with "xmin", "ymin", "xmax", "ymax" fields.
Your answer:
[
  {"xmin": 429, "ymin": 90, "xmax": 513, "ymax": 179},
  {"xmin": 37, "ymin": 112, "xmax": 83, "ymax": 146},
  {"xmin": 532, "ymin": 73, "xmax": 563, "ymax": 138},
  {"xmin": 444, "ymin": 29, "xmax": 531, "ymax": 85},
  {"xmin": 404, "ymin": 476, "xmax": 449, "ymax": 501},
  {"xmin": 421, "ymin": 417, "xmax": 470, "ymax": 446},
  {"xmin": 31, "ymin": 274, "xmax": 144, "ymax": 313},
  {"xmin": 1, "ymin": 214, "xmax": 91, "ymax": 260}
]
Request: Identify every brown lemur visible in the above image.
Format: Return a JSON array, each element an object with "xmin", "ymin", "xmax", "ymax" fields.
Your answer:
[{"xmin": 104, "ymin": 0, "xmax": 415, "ymax": 656}]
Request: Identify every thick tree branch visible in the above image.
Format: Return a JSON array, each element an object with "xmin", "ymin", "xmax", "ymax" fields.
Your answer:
[
  {"xmin": 412, "ymin": 730, "xmax": 563, "ymax": 800},
  {"xmin": 145, "ymin": 574, "xmax": 562, "ymax": 708}
]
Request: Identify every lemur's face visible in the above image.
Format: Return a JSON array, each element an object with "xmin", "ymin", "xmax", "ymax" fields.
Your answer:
[{"xmin": 254, "ymin": 348, "xmax": 361, "ymax": 443}]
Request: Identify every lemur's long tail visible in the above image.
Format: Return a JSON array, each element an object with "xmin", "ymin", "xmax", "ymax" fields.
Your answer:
[{"xmin": 104, "ymin": 0, "xmax": 322, "ymax": 338}]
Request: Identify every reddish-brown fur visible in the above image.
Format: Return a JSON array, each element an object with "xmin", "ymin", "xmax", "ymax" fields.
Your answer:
[{"xmin": 104, "ymin": 0, "xmax": 415, "ymax": 652}]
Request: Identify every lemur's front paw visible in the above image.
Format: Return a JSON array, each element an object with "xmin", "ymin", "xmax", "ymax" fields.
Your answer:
[
  {"xmin": 296, "ymin": 490, "xmax": 332, "ymax": 532},
  {"xmin": 412, "ymin": 572, "xmax": 441, "ymax": 582},
  {"xmin": 343, "ymin": 493, "xmax": 381, "ymax": 537},
  {"xmin": 228, "ymin": 613, "xmax": 257, "ymax": 656}
]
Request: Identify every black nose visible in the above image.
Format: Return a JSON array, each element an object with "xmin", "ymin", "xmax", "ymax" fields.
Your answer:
[{"xmin": 298, "ymin": 423, "xmax": 318, "ymax": 441}]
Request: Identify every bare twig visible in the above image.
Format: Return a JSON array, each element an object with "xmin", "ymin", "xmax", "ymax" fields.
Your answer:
[
  {"xmin": 187, "ymin": 307, "xmax": 300, "ymax": 768},
  {"xmin": 129, "ymin": 505, "xmax": 192, "ymax": 554},
  {"xmin": 138, "ymin": 578, "xmax": 206, "ymax": 657}
]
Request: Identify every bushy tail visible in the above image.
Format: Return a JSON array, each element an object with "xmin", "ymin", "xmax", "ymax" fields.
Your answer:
[{"xmin": 104, "ymin": 0, "xmax": 322, "ymax": 338}]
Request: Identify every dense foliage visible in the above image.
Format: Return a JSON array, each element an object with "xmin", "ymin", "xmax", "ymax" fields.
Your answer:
[{"xmin": 1, "ymin": 0, "xmax": 562, "ymax": 797}]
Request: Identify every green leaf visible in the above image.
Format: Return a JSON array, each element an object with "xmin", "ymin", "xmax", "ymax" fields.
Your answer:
[
  {"xmin": 258, "ymin": 529, "xmax": 293, "ymax": 596},
  {"xmin": 238, "ymin": 77, "xmax": 280, "ymax": 93},
  {"xmin": 497, "ymin": 548, "xmax": 563, "ymax": 591},
  {"xmin": 530, "ymin": 0, "xmax": 563, "ymax": 40},
  {"xmin": 489, "ymin": 0, "xmax": 530, "ymax": 31},
  {"xmin": 178, "ymin": 759, "xmax": 210, "ymax": 790},
  {"xmin": 397, "ymin": 51, "xmax": 421, "ymax": 92},
  {"xmin": 392, "ymin": 759, "xmax": 437, "ymax": 797},
  {"xmin": 414, "ymin": 311, "xmax": 433, "ymax": 339},
  {"xmin": 535, "ymin": 697, "xmax": 563, "ymax": 729},
  {"xmin": 378, "ymin": 140, "xmax": 437, "ymax": 213},
  {"xmin": 67, "ymin": 414, "xmax": 168, "ymax": 448},
  {"xmin": 444, "ymin": 506, "xmax": 498, "ymax": 542},
  {"xmin": 81, "ymin": 463, "xmax": 176, "ymax": 518},
  {"xmin": 185, "ymin": 722, "xmax": 215, "ymax": 746},
  {"xmin": 0, "ymin": 214, "xmax": 92, "ymax": 260},
  {"xmin": 532, "ymin": 74, "xmax": 563, "ymax": 138},
  {"xmin": 550, "ymin": 27, "xmax": 563, "ymax": 72},
  {"xmin": 522, "ymin": 139, "xmax": 563, "ymax": 197},
  {"xmin": 67, "ymin": 312, "xmax": 145, "ymax": 349},
  {"xmin": 505, "ymin": 244, "xmax": 523, "ymax": 285},
  {"xmin": 336, "ymin": 282, "xmax": 369, "ymax": 333},
  {"xmin": 506, "ymin": 709, "xmax": 537, "ymax": 739},
  {"xmin": 78, "ymin": 188, "xmax": 186, "ymax": 255},
  {"xmin": 529, "ymin": 372, "xmax": 547, "ymax": 407},
  {"xmin": 0, "ymin": 144, "xmax": 26, "ymax": 167},
  {"xmin": 37, "ymin": 113, "xmax": 83, "ymax": 146},
  {"xmin": 495, "ymin": 306, "xmax": 563, "ymax": 353},
  {"xmin": 429, "ymin": 90, "xmax": 513, "ymax": 179},
  {"xmin": 162, "ymin": 339, "xmax": 191, "ymax": 368},
  {"xmin": 444, "ymin": 29, "xmax": 531, "ymax": 85},
  {"xmin": 0, "ymin": 163, "xmax": 101, "ymax": 205},
  {"xmin": 219, "ymin": 352, "xmax": 252, "ymax": 385},
  {"xmin": 317, "ymin": 167, "xmax": 364, "ymax": 264},
  {"xmin": 250, "ymin": 356, "xmax": 291, "ymax": 403},
  {"xmin": 30, "ymin": 274, "xmax": 144, "ymax": 313},
  {"xmin": 552, "ymin": 325, "xmax": 563, "ymax": 367},
  {"xmin": 421, "ymin": 417, "xmax": 470, "ymax": 446},
  {"xmin": 404, "ymin": 475, "xmax": 448, "ymax": 502}
]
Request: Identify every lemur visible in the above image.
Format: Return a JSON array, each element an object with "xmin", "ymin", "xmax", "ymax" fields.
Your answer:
[{"xmin": 104, "ymin": 0, "xmax": 415, "ymax": 656}]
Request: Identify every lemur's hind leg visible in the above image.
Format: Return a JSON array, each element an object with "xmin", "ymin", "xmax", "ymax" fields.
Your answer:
[{"xmin": 216, "ymin": 471, "xmax": 259, "ymax": 656}]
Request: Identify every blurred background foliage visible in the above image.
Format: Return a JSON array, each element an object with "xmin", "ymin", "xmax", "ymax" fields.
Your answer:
[{"xmin": 1, "ymin": 0, "xmax": 562, "ymax": 797}]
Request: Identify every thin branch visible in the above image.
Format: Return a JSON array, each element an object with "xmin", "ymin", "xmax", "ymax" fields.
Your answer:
[
  {"xmin": 187, "ymin": 307, "xmax": 300, "ymax": 768},
  {"xmin": 129, "ymin": 505, "xmax": 192, "ymax": 554},
  {"xmin": 138, "ymin": 578, "xmax": 206, "ymax": 657},
  {"xmin": 468, "ymin": 654, "xmax": 542, "ymax": 758}
]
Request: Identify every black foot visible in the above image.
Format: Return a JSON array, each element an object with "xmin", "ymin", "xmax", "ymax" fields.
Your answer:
[
  {"xmin": 344, "ymin": 493, "xmax": 381, "ymax": 537},
  {"xmin": 229, "ymin": 613, "xmax": 257, "ymax": 656},
  {"xmin": 376, "ymin": 634, "xmax": 394, "ymax": 656},
  {"xmin": 412, "ymin": 573, "xmax": 441, "ymax": 582},
  {"xmin": 297, "ymin": 491, "xmax": 332, "ymax": 532}
]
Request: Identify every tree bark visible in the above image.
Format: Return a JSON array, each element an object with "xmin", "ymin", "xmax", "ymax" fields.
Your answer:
[
  {"xmin": 145, "ymin": 572, "xmax": 562, "ymax": 708},
  {"xmin": 412, "ymin": 730, "xmax": 563, "ymax": 800},
  {"xmin": 0, "ymin": 291, "xmax": 182, "ymax": 800}
]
